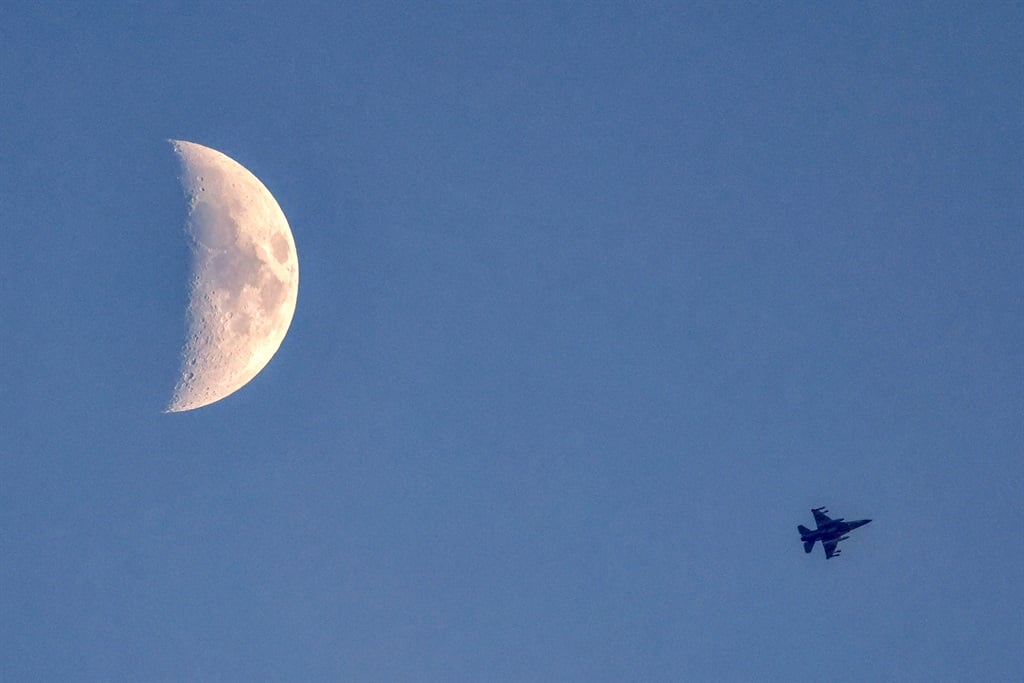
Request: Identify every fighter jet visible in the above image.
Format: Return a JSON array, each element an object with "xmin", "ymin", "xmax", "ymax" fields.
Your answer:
[{"xmin": 798, "ymin": 507, "xmax": 871, "ymax": 559}]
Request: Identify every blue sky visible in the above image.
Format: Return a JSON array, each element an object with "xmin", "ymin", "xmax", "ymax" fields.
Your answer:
[{"xmin": 1, "ymin": 3, "xmax": 1021, "ymax": 681}]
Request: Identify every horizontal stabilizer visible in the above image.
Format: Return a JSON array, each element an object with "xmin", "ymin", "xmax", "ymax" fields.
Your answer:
[{"xmin": 803, "ymin": 540, "xmax": 815, "ymax": 553}]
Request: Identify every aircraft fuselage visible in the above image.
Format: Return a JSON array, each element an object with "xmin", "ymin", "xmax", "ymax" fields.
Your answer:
[{"xmin": 800, "ymin": 518, "xmax": 870, "ymax": 545}]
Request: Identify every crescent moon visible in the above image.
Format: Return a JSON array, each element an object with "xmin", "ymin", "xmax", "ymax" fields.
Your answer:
[{"xmin": 166, "ymin": 140, "xmax": 299, "ymax": 413}]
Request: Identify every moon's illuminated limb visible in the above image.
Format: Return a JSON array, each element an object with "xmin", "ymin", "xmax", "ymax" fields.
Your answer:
[{"xmin": 166, "ymin": 140, "xmax": 299, "ymax": 412}]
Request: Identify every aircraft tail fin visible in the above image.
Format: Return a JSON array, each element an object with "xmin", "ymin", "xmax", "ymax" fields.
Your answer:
[{"xmin": 798, "ymin": 525, "xmax": 814, "ymax": 553}]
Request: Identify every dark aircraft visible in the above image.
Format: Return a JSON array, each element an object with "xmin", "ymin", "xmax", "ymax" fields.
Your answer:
[{"xmin": 798, "ymin": 507, "xmax": 871, "ymax": 559}]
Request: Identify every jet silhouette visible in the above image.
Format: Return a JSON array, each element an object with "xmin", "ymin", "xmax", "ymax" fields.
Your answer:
[{"xmin": 798, "ymin": 507, "xmax": 871, "ymax": 559}]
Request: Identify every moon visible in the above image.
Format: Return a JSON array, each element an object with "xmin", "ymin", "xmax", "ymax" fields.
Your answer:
[{"xmin": 166, "ymin": 140, "xmax": 299, "ymax": 412}]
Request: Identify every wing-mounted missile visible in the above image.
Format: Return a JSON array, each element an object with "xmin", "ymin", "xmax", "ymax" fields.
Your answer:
[
  {"xmin": 812, "ymin": 507, "xmax": 828, "ymax": 513},
  {"xmin": 837, "ymin": 535, "xmax": 849, "ymax": 542}
]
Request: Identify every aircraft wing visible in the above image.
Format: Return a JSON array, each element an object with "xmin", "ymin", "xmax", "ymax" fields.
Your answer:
[
  {"xmin": 812, "ymin": 508, "xmax": 833, "ymax": 527},
  {"xmin": 822, "ymin": 539, "xmax": 840, "ymax": 559}
]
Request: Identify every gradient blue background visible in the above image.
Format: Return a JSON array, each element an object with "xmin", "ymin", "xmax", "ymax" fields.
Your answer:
[{"xmin": 2, "ymin": 3, "xmax": 1021, "ymax": 681}]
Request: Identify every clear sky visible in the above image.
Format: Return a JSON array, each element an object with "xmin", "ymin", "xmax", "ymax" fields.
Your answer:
[{"xmin": 1, "ymin": 3, "xmax": 1021, "ymax": 681}]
